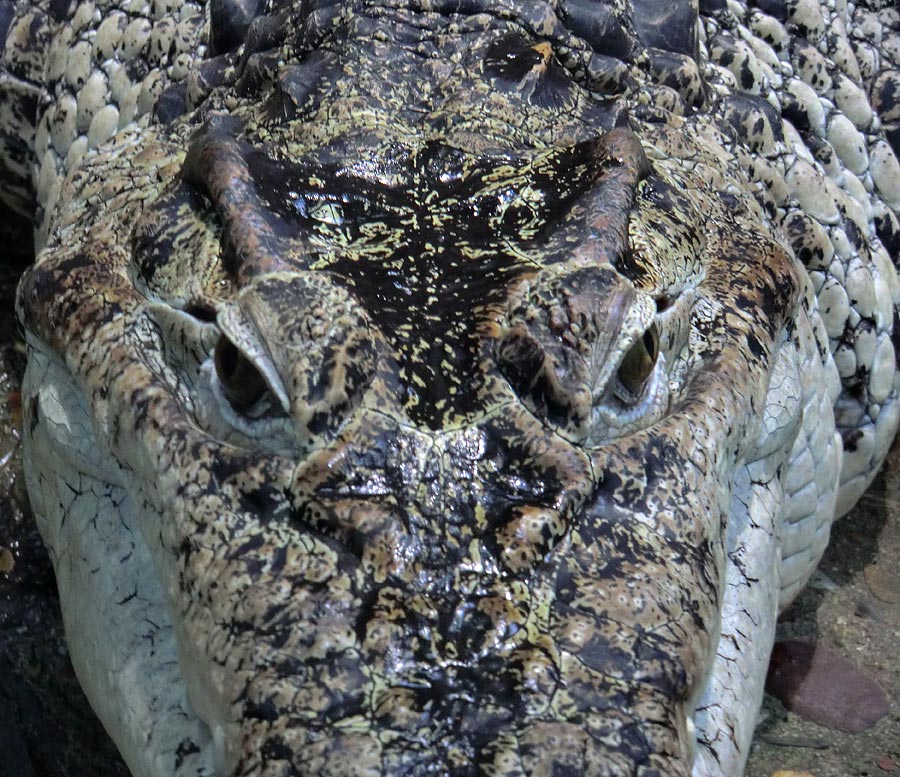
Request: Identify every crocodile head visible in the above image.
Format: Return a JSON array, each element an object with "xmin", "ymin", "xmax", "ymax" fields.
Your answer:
[{"xmin": 18, "ymin": 4, "xmax": 843, "ymax": 776}]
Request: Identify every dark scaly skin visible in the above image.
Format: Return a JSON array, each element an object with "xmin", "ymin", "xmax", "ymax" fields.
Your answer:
[{"xmin": 8, "ymin": 0, "xmax": 898, "ymax": 775}]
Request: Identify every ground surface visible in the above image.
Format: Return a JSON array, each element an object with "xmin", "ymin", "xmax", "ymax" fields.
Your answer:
[
  {"xmin": 745, "ymin": 452, "xmax": 900, "ymax": 777},
  {"xmin": 0, "ymin": 205, "xmax": 897, "ymax": 775}
]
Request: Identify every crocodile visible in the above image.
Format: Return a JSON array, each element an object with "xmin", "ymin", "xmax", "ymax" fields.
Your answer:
[{"xmin": 2, "ymin": 0, "xmax": 900, "ymax": 774}]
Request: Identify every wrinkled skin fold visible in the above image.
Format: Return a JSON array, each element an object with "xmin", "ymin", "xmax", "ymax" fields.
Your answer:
[{"xmin": 6, "ymin": 0, "xmax": 900, "ymax": 775}]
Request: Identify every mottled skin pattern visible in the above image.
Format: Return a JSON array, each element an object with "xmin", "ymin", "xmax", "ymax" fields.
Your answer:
[{"xmin": 3, "ymin": 0, "xmax": 900, "ymax": 775}]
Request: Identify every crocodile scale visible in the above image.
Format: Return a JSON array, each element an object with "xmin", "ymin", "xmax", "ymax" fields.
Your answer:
[{"xmin": 2, "ymin": 0, "xmax": 899, "ymax": 775}]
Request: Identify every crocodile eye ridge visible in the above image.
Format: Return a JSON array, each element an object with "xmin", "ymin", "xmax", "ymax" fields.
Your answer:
[
  {"xmin": 615, "ymin": 323, "xmax": 659, "ymax": 402},
  {"xmin": 214, "ymin": 335, "xmax": 269, "ymax": 411}
]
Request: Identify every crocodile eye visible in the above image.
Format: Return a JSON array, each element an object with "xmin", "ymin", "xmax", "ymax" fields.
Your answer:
[
  {"xmin": 615, "ymin": 324, "xmax": 659, "ymax": 401},
  {"xmin": 214, "ymin": 336, "xmax": 268, "ymax": 411}
]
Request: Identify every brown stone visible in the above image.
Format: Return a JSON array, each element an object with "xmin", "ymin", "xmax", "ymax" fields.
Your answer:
[
  {"xmin": 766, "ymin": 641, "xmax": 889, "ymax": 733},
  {"xmin": 865, "ymin": 564, "xmax": 900, "ymax": 603}
]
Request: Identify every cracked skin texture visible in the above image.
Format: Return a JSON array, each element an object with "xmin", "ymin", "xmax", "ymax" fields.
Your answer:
[{"xmin": 7, "ymin": 0, "xmax": 900, "ymax": 775}]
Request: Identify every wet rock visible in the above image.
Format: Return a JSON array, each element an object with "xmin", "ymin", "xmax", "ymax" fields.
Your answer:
[{"xmin": 766, "ymin": 641, "xmax": 890, "ymax": 732}]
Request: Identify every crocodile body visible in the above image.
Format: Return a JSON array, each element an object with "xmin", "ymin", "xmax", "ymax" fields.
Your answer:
[{"xmin": 3, "ymin": 0, "xmax": 900, "ymax": 775}]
